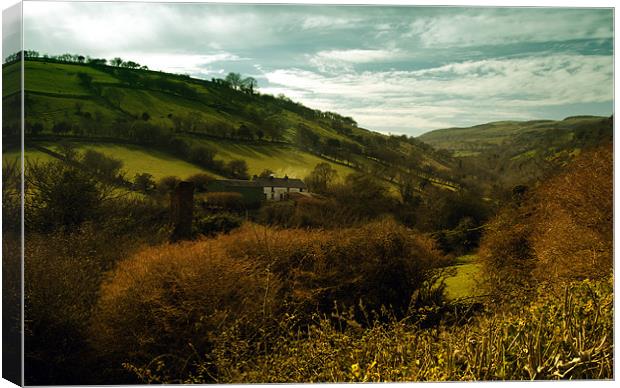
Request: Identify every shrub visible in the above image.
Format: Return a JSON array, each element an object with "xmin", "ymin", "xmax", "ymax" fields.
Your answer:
[
  {"xmin": 257, "ymin": 201, "xmax": 296, "ymax": 227},
  {"xmin": 530, "ymin": 145, "xmax": 612, "ymax": 281},
  {"xmin": 478, "ymin": 201, "xmax": 536, "ymax": 304},
  {"xmin": 204, "ymin": 192, "xmax": 244, "ymax": 210},
  {"xmin": 479, "ymin": 144, "xmax": 613, "ymax": 302},
  {"xmin": 90, "ymin": 241, "xmax": 280, "ymax": 383},
  {"xmin": 168, "ymin": 137, "xmax": 190, "ymax": 158},
  {"xmin": 2, "ymin": 158, "xmax": 21, "ymax": 234},
  {"xmin": 188, "ymin": 145, "xmax": 216, "ymax": 166},
  {"xmin": 52, "ymin": 121, "xmax": 71, "ymax": 134},
  {"xmin": 25, "ymin": 160, "xmax": 115, "ymax": 233},
  {"xmin": 24, "ymin": 224, "xmax": 146, "ymax": 384},
  {"xmin": 194, "ymin": 213, "xmax": 242, "ymax": 236},
  {"xmin": 226, "ymin": 219, "xmax": 447, "ymax": 317},
  {"xmin": 156, "ymin": 175, "xmax": 180, "ymax": 194},
  {"xmin": 186, "ymin": 173, "xmax": 214, "ymax": 192},
  {"xmin": 226, "ymin": 159, "xmax": 249, "ymax": 179},
  {"xmin": 80, "ymin": 149, "xmax": 124, "ymax": 180},
  {"xmin": 91, "ymin": 220, "xmax": 447, "ymax": 382},
  {"xmin": 133, "ymin": 173, "xmax": 156, "ymax": 193}
]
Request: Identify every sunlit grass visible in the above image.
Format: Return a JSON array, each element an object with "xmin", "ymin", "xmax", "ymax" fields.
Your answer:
[{"xmin": 444, "ymin": 255, "xmax": 483, "ymax": 300}]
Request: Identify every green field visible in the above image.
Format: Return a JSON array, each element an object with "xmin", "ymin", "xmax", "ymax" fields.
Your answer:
[
  {"xmin": 5, "ymin": 139, "xmax": 356, "ymax": 183},
  {"xmin": 3, "ymin": 149, "xmax": 56, "ymax": 165},
  {"xmin": 72, "ymin": 143, "xmax": 223, "ymax": 180},
  {"xmin": 183, "ymin": 137, "xmax": 355, "ymax": 179},
  {"xmin": 444, "ymin": 255, "xmax": 483, "ymax": 300},
  {"xmin": 4, "ymin": 143, "xmax": 218, "ymax": 180},
  {"xmin": 24, "ymin": 61, "xmax": 119, "ymax": 95}
]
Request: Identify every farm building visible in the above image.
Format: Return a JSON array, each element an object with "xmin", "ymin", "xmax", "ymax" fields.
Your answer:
[
  {"xmin": 254, "ymin": 175, "xmax": 307, "ymax": 201},
  {"xmin": 206, "ymin": 175, "xmax": 308, "ymax": 202}
]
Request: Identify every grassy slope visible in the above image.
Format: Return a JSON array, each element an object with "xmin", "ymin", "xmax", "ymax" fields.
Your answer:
[
  {"xmin": 6, "ymin": 139, "xmax": 355, "ymax": 182},
  {"xmin": 67, "ymin": 143, "xmax": 223, "ymax": 180},
  {"xmin": 419, "ymin": 116, "xmax": 612, "ymax": 191},
  {"xmin": 11, "ymin": 59, "xmax": 456, "ymax": 188},
  {"xmin": 20, "ymin": 60, "xmax": 353, "ymax": 143},
  {"xmin": 182, "ymin": 136, "xmax": 355, "ymax": 179},
  {"xmin": 4, "ymin": 144, "xmax": 220, "ymax": 180},
  {"xmin": 418, "ymin": 116, "xmax": 608, "ymax": 156}
]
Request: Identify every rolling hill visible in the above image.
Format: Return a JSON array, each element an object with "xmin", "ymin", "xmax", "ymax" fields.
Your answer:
[
  {"xmin": 3, "ymin": 57, "xmax": 459, "ymax": 192},
  {"xmin": 419, "ymin": 115, "xmax": 613, "ymax": 192}
]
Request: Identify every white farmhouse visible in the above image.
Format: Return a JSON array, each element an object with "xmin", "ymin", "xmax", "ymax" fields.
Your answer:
[{"xmin": 253, "ymin": 175, "xmax": 307, "ymax": 201}]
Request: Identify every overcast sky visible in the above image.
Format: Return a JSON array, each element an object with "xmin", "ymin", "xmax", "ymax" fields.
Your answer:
[{"xmin": 22, "ymin": 2, "xmax": 613, "ymax": 136}]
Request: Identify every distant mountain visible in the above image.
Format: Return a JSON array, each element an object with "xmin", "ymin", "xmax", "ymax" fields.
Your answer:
[{"xmin": 418, "ymin": 116, "xmax": 613, "ymax": 193}]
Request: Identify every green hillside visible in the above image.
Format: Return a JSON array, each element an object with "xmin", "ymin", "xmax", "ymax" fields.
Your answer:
[
  {"xmin": 4, "ymin": 141, "xmax": 356, "ymax": 182},
  {"xmin": 419, "ymin": 116, "xmax": 613, "ymax": 191},
  {"xmin": 4, "ymin": 143, "xmax": 222, "ymax": 180},
  {"xmin": 419, "ymin": 116, "xmax": 611, "ymax": 157},
  {"xmin": 3, "ymin": 58, "xmax": 459, "ymax": 192}
]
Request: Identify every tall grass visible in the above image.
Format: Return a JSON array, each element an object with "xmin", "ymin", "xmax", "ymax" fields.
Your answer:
[{"xmin": 186, "ymin": 277, "xmax": 614, "ymax": 383}]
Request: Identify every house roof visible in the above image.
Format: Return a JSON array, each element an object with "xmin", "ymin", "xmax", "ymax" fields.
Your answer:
[
  {"xmin": 254, "ymin": 177, "xmax": 307, "ymax": 189},
  {"xmin": 211, "ymin": 179, "xmax": 261, "ymax": 188},
  {"xmin": 211, "ymin": 177, "xmax": 307, "ymax": 189}
]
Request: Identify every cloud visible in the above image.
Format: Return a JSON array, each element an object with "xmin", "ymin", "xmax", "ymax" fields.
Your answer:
[
  {"xmin": 301, "ymin": 15, "xmax": 362, "ymax": 30},
  {"xmin": 264, "ymin": 54, "xmax": 612, "ymax": 133},
  {"xmin": 308, "ymin": 48, "xmax": 405, "ymax": 72},
  {"xmin": 23, "ymin": 2, "xmax": 278, "ymax": 54},
  {"xmin": 409, "ymin": 10, "xmax": 613, "ymax": 48}
]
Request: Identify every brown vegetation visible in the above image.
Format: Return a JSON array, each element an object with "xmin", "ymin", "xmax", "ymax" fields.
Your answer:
[
  {"xmin": 89, "ymin": 219, "xmax": 447, "ymax": 382},
  {"xmin": 530, "ymin": 145, "xmax": 612, "ymax": 281},
  {"xmin": 204, "ymin": 191, "xmax": 244, "ymax": 210},
  {"xmin": 479, "ymin": 144, "xmax": 613, "ymax": 301}
]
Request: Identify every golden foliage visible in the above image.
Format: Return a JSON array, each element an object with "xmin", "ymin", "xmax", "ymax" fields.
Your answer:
[
  {"xmin": 90, "ymin": 238, "xmax": 280, "ymax": 382},
  {"xmin": 530, "ymin": 145, "xmax": 612, "ymax": 280},
  {"xmin": 90, "ymin": 219, "xmax": 446, "ymax": 382},
  {"xmin": 479, "ymin": 144, "xmax": 613, "ymax": 300}
]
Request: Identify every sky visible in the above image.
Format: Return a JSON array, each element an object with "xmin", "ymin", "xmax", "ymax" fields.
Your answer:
[{"xmin": 22, "ymin": 1, "xmax": 613, "ymax": 136}]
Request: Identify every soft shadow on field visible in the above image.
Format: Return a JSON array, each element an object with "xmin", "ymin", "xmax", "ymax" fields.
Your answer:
[{"xmin": 187, "ymin": 137, "xmax": 356, "ymax": 178}]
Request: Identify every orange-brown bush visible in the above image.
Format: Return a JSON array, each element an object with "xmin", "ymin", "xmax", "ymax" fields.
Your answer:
[
  {"xmin": 530, "ymin": 145, "xmax": 612, "ymax": 281},
  {"xmin": 225, "ymin": 218, "xmax": 447, "ymax": 316},
  {"xmin": 90, "ymin": 240, "xmax": 280, "ymax": 383},
  {"xmin": 478, "ymin": 201, "xmax": 536, "ymax": 303},
  {"xmin": 91, "ymin": 219, "xmax": 446, "ymax": 382},
  {"xmin": 479, "ymin": 144, "xmax": 613, "ymax": 301}
]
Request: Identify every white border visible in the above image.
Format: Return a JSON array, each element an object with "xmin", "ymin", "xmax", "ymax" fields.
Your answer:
[{"xmin": 1, "ymin": 1, "xmax": 617, "ymax": 388}]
